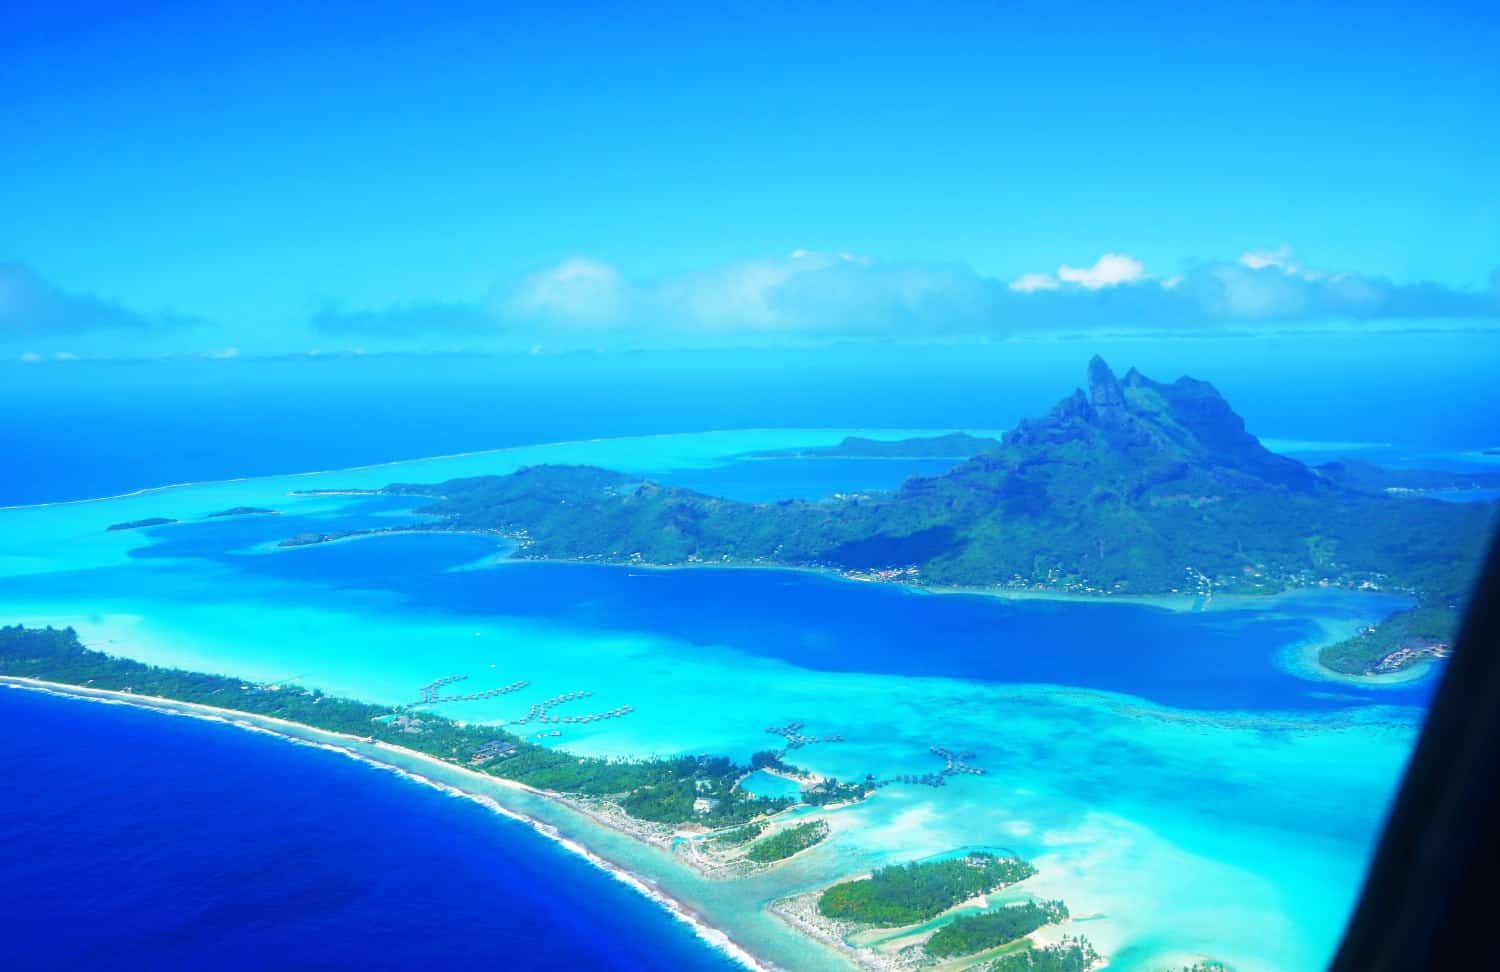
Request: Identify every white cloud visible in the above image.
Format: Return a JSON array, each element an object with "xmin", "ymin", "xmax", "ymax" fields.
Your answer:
[
  {"xmin": 1010, "ymin": 253, "xmax": 1146, "ymax": 292},
  {"xmin": 206, "ymin": 346, "xmax": 241, "ymax": 359},
  {"xmin": 252, "ymin": 246, "xmax": 1500, "ymax": 350},
  {"xmin": 509, "ymin": 257, "xmax": 626, "ymax": 324},
  {"xmin": 1009, "ymin": 272, "xmax": 1061, "ymax": 293},
  {"xmin": 8, "ymin": 242, "xmax": 1497, "ymax": 358},
  {"xmin": 490, "ymin": 248, "xmax": 1499, "ymax": 339},
  {"xmin": 655, "ymin": 250, "xmax": 863, "ymax": 329},
  {"xmin": 1239, "ymin": 244, "xmax": 1296, "ymax": 271},
  {"xmin": 1056, "ymin": 253, "xmax": 1146, "ymax": 289},
  {"xmin": 1238, "ymin": 245, "xmax": 1327, "ymax": 281}
]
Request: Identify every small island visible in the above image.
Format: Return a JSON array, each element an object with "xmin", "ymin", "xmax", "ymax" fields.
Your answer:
[
  {"xmin": 744, "ymin": 819, "xmax": 831, "ymax": 863},
  {"xmin": 925, "ymin": 900, "xmax": 1069, "ymax": 958},
  {"xmin": 818, "ymin": 853, "xmax": 1037, "ymax": 926},
  {"xmin": 279, "ymin": 528, "xmax": 381, "ymax": 548},
  {"xmin": 767, "ymin": 851, "xmax": 1103, "ymax": 970},
  {"xmin": 207, "ymin": 506, "xmax": 278, "ymax": 518},
  {"xmin": 986, "ymin": 938, "xmax": 1102, "ymax": 972},
  {"xmin": 105, "ymin": 517, "xmax": 178, "ymax": 532}
]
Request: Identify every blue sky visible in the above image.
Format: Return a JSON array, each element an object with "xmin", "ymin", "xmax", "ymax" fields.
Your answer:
[{"xmin": 2, "ymin": 0, "xmax": 1497, "ymax": 357}]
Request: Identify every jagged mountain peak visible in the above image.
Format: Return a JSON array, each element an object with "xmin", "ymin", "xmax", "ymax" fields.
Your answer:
[
  {"xmin": 1086, "ymin": 355, "xmax": 1121, "ymax": 400},
  {"xmin": 1000, "ymin": 358, "xmax": 1316, "ymax": 492},
  {"xmin": 1087, "ymin": 356, "xmax": 1130, "ymax": 425}
]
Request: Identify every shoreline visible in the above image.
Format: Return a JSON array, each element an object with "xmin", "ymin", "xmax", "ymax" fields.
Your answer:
[
  {"xmin": 281, "ymin": 521, "xmax": 1190, "ymax": 610},
  {"xmin": 266, "ymin": 519, "xmax": 1324, "ymax": 618},
  {"xmin": 0, "ymin": 675, "xmax": 789, "ymax": 972},
  {"xmin": 521, "ymin": 552, "xmax": 1418, "ymax": 630},
  {"xmin": 768, "ymin": 892, "xmax": 896, "ymax": 971}
]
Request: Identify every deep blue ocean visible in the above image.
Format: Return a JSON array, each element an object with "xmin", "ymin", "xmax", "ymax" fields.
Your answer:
[{"xmin": 0, "ymin": 688, "xmax": 740, "ymax": 971}]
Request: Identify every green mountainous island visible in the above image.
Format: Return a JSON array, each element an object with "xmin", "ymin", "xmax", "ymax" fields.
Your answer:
[{"xmin": 288, "ymin": 357, "xmax": 1496, "ymax": 676}]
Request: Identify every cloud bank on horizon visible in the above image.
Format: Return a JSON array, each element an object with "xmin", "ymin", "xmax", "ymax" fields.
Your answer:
[
  {"xmin": 258, "ymin": 246, "xmax": 1500, "ymax": 348},
  {"xmin": 5, "ymin": 248, "xmax": 1499, "ymax": 358}
]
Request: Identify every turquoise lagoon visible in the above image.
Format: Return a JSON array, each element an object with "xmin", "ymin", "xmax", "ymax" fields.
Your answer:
[{"xmin": 0, "ymin": 428, "xmax": 1432, "ymax": 971}]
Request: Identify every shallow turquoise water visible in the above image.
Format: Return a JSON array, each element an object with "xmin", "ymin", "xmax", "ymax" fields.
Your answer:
[
  {"xmin": 739, "ymin": 771, "xmax": 805, "ymax": 801},
  {"xmin": 0, "ymin": 429, "xmax": 1433, "ymax": 971}
]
